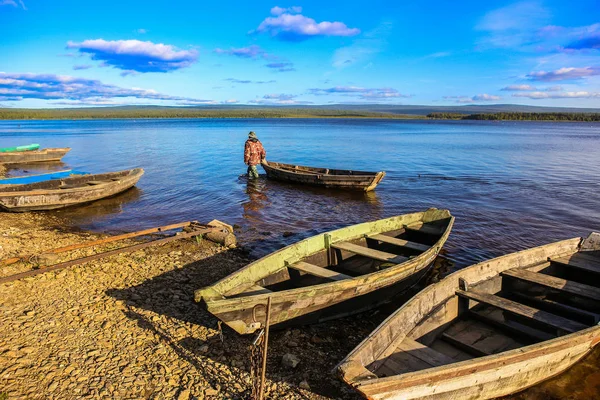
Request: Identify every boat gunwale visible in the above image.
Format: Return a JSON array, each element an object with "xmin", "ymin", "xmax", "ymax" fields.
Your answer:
[
  {"xmin": 0, "ymin": 168, "xmax": 143, "ymax": 196},
  {"xmin": 262, "ymin": 161, "xmax": 383, "ymax": 178},
  {"xmin": 197, "ymin": 209, "xmax": 454, "ymax": 309},
  {"xmin": 336, "ymin": 236, "xmax": 600, "ymax": 395}
]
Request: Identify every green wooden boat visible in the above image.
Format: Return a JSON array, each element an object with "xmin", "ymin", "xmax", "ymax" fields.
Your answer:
[
  {"xmin": 196, "ymin": 209, "xmax": 454, "ymax": 334},
  {"xmin": 0, "ymin": 144, "xmax": 40, "ymax": 153}
]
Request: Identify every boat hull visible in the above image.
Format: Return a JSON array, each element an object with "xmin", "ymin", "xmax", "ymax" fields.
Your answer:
[
  {"xmin": 337, "ymin": 237, "xmax": 600, "ymax": 400},
  {"xmin": 0, "ymin": 148, "xmax": 71, "ymax": 164},
  {"xmin": 0, "ymin": 168, "xmax": 143, "ymax": 212},
  {"xmin": 196, "ymin": 209, "xmax": 453, "ymax": 334},
  {"xmin": 262, "ymin": 161, "xmax": 385, "ymax": 191}
]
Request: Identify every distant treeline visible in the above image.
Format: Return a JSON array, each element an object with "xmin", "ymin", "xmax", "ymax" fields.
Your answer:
[
  {"xmin": 427, "ymin": 112, "xmax": 600, "ymax": 121},
  {"xmin": 0, "ymin": 108, "xmax": 421, "ymax": 120},
  {"xmin": 1, "ymin": 108, "xmax": 598, "ymax": 121}
]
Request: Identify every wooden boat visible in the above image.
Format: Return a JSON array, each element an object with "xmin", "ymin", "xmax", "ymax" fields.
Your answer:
[
  {"xmin": 337, "ymin": 233, "xmax": 600, "ymax": 400},
  {"xmin": 0, "ymin": 148, "xmax": 71, "ymax": 164},
  {"xmin": 261, "ymin": 161, "xmax": 385, "ymax": 191},
  {"xmin": 0, "ymin": 144, "xmax": 40, "ymax": 153},
  {"xmin": 195, "ymin": 208, "xmax": 454, "ymax": 334},
  {"xmin": 0, "ymin": 168, "xmax": 144, "ymax": 212}
]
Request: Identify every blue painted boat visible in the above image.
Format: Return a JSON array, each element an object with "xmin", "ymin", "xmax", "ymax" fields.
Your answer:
[{"xmin": 0, "ymin": 170, "xmax": 87, "ymax": 185}]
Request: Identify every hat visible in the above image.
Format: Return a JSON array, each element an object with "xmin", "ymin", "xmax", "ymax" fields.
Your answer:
[{"xmin": 248, "ymin": 131, "xmax": 257, "ymax": 139}]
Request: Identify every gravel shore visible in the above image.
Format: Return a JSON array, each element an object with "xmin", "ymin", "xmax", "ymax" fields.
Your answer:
[{"xmin": 0, "ymin": 213, "xmax": 598, "ymax": 399}]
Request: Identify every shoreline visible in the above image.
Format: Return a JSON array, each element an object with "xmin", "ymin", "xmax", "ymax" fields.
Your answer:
[{"xmin": 0, "ymin": 213, "xmax": 598, "ymax": 399}]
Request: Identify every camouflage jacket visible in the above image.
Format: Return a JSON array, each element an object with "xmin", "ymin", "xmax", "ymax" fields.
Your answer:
[{"xmin": 244, "ymin": 139, "xmax": 266, "ymax": 166}]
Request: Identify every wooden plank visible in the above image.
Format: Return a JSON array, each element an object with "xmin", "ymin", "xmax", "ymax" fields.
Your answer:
[
  {"xmin": 551, "ymin": 255, "xmax": 600, "ymax": 276},
  {"xmin": 469, "ymin": 307, "xmax": 555, "ymax": 343},
  {"xmin": 502, "ymin": 268, "xmax": 600, "ymax": 301},
  {"xmin": 456, "ymin": 289, "xmax": 588, "ymax": 334},
  {"xmin": 331, "ymin": 241, "xmax": 408, "ymax": 264},
  {"xmin": 397, "ymin": 338, "xmax": 454, "ymax": 367},
  {"xmin": 441, "ymin": 332, "xmax": 491, "ymax": 357},
  {"xmin": 369, "ymin": 234, "xmax": 430, "ymax": 252},
  {"xmin": 509, "ymin": 292, "xmax": 600, "ymax": 325},
  {"xmin": 288, "ymin": 261, "xmax": 351, "ymax": 281}
]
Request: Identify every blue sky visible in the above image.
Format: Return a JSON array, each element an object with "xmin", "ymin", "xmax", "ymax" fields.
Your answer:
[{"xmin": 1, "ymin": 0, "xmax": 599, "ymax": 108}]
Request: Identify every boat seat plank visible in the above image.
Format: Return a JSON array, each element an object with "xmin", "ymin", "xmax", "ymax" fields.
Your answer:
[
  {"xmin": 397, "ymin": 338, "xmax": 455, "ymax": 367},
  {"xmin": 550, "ymin": 255, "xmax": 600, "ymax": 276},
  {"xmin": 369, "ymin": 234, "xmax": 430, "ymax": 252},
  {"xmin": 509, "ymin": 292, "xmax": 600, "ymax": 325},
  {"xmin": 288, "ymin": 261, "xmax": 351, "ymax": 281},
  {"xmin": 469, "ymin": 306, "xmax": 555, "ymax": 343},
  {"xmin": 456, "ymin": 289, "xmax": 588, "ymax": 334},
  {"xmin": 502, "ymin": 268, "xmax": 600, "ymax": 301},
  {"xmin": 331, "ymin": 242, "xmax": 408, "ymax": 264},
  {"xmin": 59, "ymin": 184, "xmax": 79, "ymax": 189}
]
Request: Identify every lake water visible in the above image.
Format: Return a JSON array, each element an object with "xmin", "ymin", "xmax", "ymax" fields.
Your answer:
[
  {"xmin": 2, "ymin": 118, "xmax": 600, "ymax": 397},
  {"xmin": 1, "ymin": 118, "xmax": 600, "ymax": 270}
]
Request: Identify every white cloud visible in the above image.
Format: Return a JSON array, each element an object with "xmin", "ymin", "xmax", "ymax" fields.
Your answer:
[
  {"xmin": 527, "ymin": 66, "xmax": 600, "ymax": 81},
  {"xmin": 67, "ymin": 39, "xmax": 198, "ymax": 73},
  {"xmin": 254, "ymin": 8, "xmax": 359, "ymax": 41}
]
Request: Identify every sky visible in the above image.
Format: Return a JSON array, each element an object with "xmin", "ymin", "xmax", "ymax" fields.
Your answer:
[{"xmin": 1, "ymin": 0, "xmax": 599, "ymax": 108}]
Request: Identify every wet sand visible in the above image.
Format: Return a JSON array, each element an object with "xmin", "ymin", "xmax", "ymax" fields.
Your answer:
[{"xmin": 0, "ymin": 213, "xmax": 598, "ymax": 399}]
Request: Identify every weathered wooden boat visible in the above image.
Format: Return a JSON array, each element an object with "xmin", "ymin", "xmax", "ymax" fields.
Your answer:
[
  {"xmin": 337, "ymin": 233, "xmax": 600, "ymax": 400},
  {"xmin": 195, "ymin": 208, "xmax": 453, "ymax": 334},
  {"xmin": 0, "ymin": 144, "xmax": 40, "ymax": 153},
  {"xmin": 0, "ymin": 148, "xmax": 71, "ymax": 164},
  {"xmin": 0, "ymin": 168, "xmax": 144, "ymax": 212},
  {"xmin": 261, "ymin": 161, "xmax": 385, "ymax": 191}
]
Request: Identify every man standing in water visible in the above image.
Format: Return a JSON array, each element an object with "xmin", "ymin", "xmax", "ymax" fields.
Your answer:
[{"xmin": 244, "ymin": 131, "xmax": 266, "ymax": 179}]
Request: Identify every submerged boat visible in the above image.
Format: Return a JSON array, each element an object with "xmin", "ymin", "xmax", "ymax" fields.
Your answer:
[
  {"xmin": 0, "ymin": 168, "xmax": 144, "ymax": 212},
  {"xmin": 337, "ymin": 234, "xmax": 600, "ymax": 400},
  {"xmin": 261, "ymin": 161, "xmax": 385, "ymax": 191},
  {"xmin": 195, "ymin": 208, "xmax": 453, "ymax": 334},
  {"xmin": 0, "ymin": 144, "xmax": 40, "ymax": 153},
  {"xmin": 0, "ymin": 148, "xmax": 71, "ymax": 164},
  {"xmin": 0, "ymin": 169, "xmax": 87, "ymax": 186}
]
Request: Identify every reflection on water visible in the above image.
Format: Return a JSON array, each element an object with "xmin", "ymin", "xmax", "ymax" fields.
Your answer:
[
  {"xmin": 4, "ymin": 161, "xmax": 68, "ymax": 177},
  {"xmin": 238, "ymin": 175, "xmax": 382, "ymax": 254}
]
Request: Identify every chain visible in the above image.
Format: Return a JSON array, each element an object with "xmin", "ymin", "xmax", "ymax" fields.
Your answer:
[{"xmin": 250, "ymin": 328, "xmax": 265, "ymax": 399}]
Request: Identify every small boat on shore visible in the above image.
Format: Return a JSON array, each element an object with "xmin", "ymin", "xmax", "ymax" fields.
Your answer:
[
  {"xmin": 337, "ymin": 234, "xmax": 600, "ymax": 400},
  {"xmin": 261, "ymin": 161, "xmax": 385, "ymax": 191},
  {"xmin": 0, "ymin": 168, "xmax": 144, "ymax": 212},
  {"xmin": 0, "ymin": 144, "xmax": 40, "ymax": 153},
  {"xmin": 0, "ymin": 148, "xmax": 71, "ymax": 164},
  {"xmin": 195, "ymin": 208, "xmax": 453, "ymax": 334}
]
